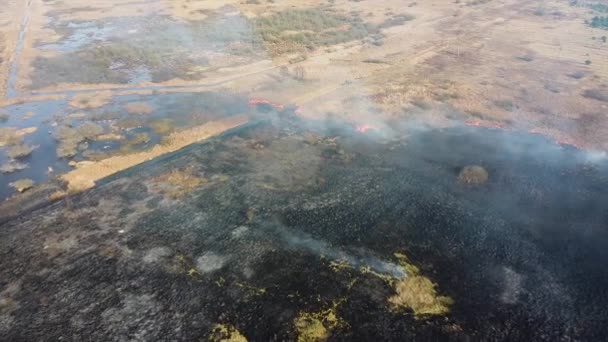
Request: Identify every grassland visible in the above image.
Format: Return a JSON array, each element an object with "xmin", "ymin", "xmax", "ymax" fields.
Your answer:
[{"xmin": 31, "ymin": 42, "xmax": 206, "ymax": 88}]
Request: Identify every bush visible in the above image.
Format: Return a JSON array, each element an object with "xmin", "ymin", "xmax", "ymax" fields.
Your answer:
[
  {"xmin": 458, "ymin": 165, "xmax": 488, "ymax": 185},
  {"xmin": 494, "ymin": 99, "xmax": 516, "ymax": 111}
]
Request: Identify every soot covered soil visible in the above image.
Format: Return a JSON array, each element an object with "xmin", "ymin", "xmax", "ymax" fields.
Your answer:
[{"xmin": 0, "ymin": 115, "xmax": 607, "ymax": 341}]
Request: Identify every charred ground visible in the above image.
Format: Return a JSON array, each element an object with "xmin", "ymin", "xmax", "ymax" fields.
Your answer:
[{"xmin": 0, "ymin": 114, "xmax": 607, "ymax": 341}]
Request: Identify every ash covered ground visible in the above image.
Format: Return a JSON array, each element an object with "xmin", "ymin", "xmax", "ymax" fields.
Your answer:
[{"xmin": 1, "ymin": 111, "xmax": 607, "ymax": 341}]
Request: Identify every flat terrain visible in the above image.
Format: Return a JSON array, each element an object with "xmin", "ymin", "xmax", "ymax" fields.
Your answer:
[
  {"xmin": 1, "ymin": 118, "xmax": 607, "ymax": 340},
  {"xmin": 0, "ymin": 0, "xmax": 607, "ymax": 197},
  {"xmin": 1, "ymin": 1, "xmax": 608, "ymax": 340}
]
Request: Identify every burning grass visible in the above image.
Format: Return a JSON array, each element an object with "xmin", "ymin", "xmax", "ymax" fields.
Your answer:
[
  {"xmin": 6, "ymin": 144, "xmax": 36, "ymax": 159},
  {"xmin": 457, "ymin": 165, "xmax": 488, "ymax": 185}
]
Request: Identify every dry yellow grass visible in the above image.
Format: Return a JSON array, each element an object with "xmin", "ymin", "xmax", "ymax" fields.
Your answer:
[
  {"xmin": 388, "ymin": 274, "xmax": 454, "ymax": 317},
  {"xmin": 123, "ymin": 102, "xmax": 154, "ymax": 115},
  {"xmin": 388, "ymin": 253, "xmax": 453, "ymax": 318},
  {"xmin": 150, "ymin": 169, "xmax": 203, "ymax": 199},
  {"xmin": 294, "ymin": 303, "xmax": 345, "ymax": 342},
  {"xmin": 48, "ymin": 190, "xmax": 67, "ymax": 201},
  {"xmin": 9, "ymin": 178, "xmax": 34, "ymax": 193},
  {"xmin": 68, "ymin": 91, "xmax": 113, "ymax": 109}
]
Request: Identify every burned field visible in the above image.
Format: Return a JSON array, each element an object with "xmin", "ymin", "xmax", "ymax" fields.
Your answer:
[{"xmin": 1, "ymin": 112, "xmax": 607, "ymax": 341}]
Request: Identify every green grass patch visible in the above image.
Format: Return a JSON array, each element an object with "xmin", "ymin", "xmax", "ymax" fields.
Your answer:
[{"xmin": 253, "ymin": 9, "xmax": 378, "ymax": 55}]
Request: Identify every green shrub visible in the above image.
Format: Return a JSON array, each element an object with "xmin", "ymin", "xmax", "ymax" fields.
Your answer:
[{"xmin": 253, "ymin": 9, "xmax": 378, "ymax": 55}]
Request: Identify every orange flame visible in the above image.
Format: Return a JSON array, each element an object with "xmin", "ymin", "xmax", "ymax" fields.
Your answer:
[
  {"xmin": 248, "ymin": 98, "xmax": 285, "ymax": 110},
  {"xmin": 472, "ymin": 123, "xmax": 584, "ymax": 150},
  {"xmin": 356, "ymin": 124, "xmax": 374, "ymax": 133},
  {"xmin": 465, "ymin": 121, "xmax": 504, "ymax": 129},
  {"xmin": 294, "ymin": 105, "xmax": 303, "ymax": 116}
]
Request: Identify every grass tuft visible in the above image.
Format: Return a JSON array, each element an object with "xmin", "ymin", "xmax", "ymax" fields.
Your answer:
[
  {"xmin": 9, "ymin": 178, "xmax": 34, "ymax": 193},
  {"xmin": 6, "ymin": 144, "xmax": 36, "ymax": 159}
]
